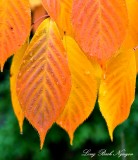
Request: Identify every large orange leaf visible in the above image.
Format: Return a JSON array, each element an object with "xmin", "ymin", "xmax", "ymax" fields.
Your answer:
[
  {"xmin": 0, "ymin": 0, "xmax": 31, "ymax": 71},
  {"xmin": 42, "ymin": 0, "xmax": 73, "ymax": 35},
  {"xmin": 56, "ymin": 36, "xmax": 101, "ymax": 144},
  {"xmin": 71, "ymin": 0, "xmax": 128, "ymax": 66},
  {"xmin": 16, "ymin": 18, "xmax": 71, "ymax": 149},
  {"xmin": 10, "ymin": 40, "xmax": 28, "ymax": 134},
  {"xmin": 98, "ymin": 49, "xmax": 136, "ymax": 140},
  {"xmin": 122, "ymin": 0, "xmax": 138, "ymax": 49}
]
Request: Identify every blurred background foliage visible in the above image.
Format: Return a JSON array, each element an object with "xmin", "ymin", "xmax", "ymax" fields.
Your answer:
[{"xmin": 0, "ymin": 58, "xmax": 138, "ymax": 160}]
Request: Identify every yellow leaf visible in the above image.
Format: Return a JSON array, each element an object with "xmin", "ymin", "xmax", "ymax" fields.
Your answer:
[
  {"xmin": 98, "ymin": 49, "xmax": 136, "ymax": 140},
  {"xmin": 122, "ymin": 0, "xmax": 138, "ymax": 49},
  {"xmin": 16, "ymin": 18, "xmax": 71, "ymax": 149},
  {"xmin": 10, "ymin": 40, "xmax": 29, "ymax": 134},
  {"xmin": 57, "ymin": 36, "xmax": 101, "ymax": 144},
  {"xmin": 42, "ymin": 0, "xmax": 73, "ymax": 35},
  {"xmin": 71, "ymin": 0, "xmax": 128, "ymax": 66},
  {"xmin": 0, "ymin": 0, "xmax": 31, "ymax": 71}
]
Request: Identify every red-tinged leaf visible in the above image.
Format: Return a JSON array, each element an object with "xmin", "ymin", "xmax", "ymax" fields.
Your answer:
[
  {"xmin": 10, "ymin": 40, "xmax": 29, "ymax": 134},
  {"xmin": 71, "ymin": 0, "xmax": 128, "ymax": 66},
  {"xmin": 98, "ymin": 49, "xmax": 136, "ymax": 140},
  {"xmin": 57, "ymin": 36, "xmax": 102, "ymax": 144},
  {"xmin": 42, "ymin": 0, "xmax": 73, "ymax": 35},
  {"xmin": 122, "ymin": 0, "xmax": 138, "ymax": 49},
  {"xmin": 16, "ymin": 18, "xmax": 71, "ymax": 149},
  {"xmin": 0, "ymin": 0, "xmax": 31, "ymax": 71}
]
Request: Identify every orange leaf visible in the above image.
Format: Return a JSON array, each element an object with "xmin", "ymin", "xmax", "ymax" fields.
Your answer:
[
  {"xmin": 71, "ymin": 0, "xmax": 128, "ymax": 66},
  {"xmin": 98, "ymin": 49, "xmax": 136, "ymax": 140},
  {"xmin": 57, "ymin": 36, "xmax": 101, "ymax": 144},
  {"xmin": 16, "ymin": 18, "xmax": 71, "ymax": 149},
  {"xmin": 10, "ymin": 40, "xmax": 29, "ymax": 134},
  {"xmin": 0, "ymin": 0, "xmax": 31, "ymax": 71},
  {"xmin": 122, "ymin": 0, "xmax": 138, "ymax": 49},
  {"xmin": 42, "ymin": 0, "xmax": 73, "ymax": 35}
]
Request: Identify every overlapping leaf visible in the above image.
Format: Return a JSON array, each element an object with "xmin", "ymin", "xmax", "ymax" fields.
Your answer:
[
  {"xmin": 122, "ymin": 0, "xmax": 138, "ymax": 49},
  {"xmin": 0, "ymin": 0, "xmax": 31, "ymax": 71},
  {"xmin": 98, "ymin": 49, "xmax": 136, "ymax": 139},
  {"xmin": 42, "ymin": 0, "xmax": 73, "ymax": 35},
  {"xmin": 57, "ymin": 36, "xmax": 101, "ymax": 144},
  {"xmin": 16, "ymin": 18, "xmax": 71, "ymax": 149},
  {"xmin": 10, "ymin": 40, "xmax": 29, "ymax": 134},
  {"xmin": 71, "ymin": 0, "xmax": 128, "ymax": 66}
]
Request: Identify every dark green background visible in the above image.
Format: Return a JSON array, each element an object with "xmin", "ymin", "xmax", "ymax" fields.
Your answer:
[{"xmin": 0, "ymin": 59, "xmax": 138, "ymax": 160}]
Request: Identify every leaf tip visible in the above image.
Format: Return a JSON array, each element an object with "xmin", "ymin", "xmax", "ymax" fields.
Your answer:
[
  {"xmin": 19, "ymin": 120, "xmax": 24, "ymax": 135},
  {"xmin": 69, "ymin": 136, "xmax": 73, "ymax": 146},
  {"xmin": 68, "ymin": 131, "xmax": 74, "ymax": 146},
  {"xmin": 39, "ymin": 131, "xmax": 46, "ymax": 150},
  {"xmin": 0, "ymin": 63, "xmax": 4, "ymax": 72},
  {"xmin": 108, "ymin": 127, "xmax": 114, "ymax": 142}
]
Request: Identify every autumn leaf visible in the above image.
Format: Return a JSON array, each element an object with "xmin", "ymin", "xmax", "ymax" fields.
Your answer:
[
  {"xmin": 57, "ymin": 36, "xmax": 101, "ymax": 144},
  {"xmin": 71, "ymin": 0, "xmax": 128, "ymax": 66},
  {"xmin": 10, "ymin": 40, "xmax": 29, "ymax": 134},
  {"xmin": 42, "ymin": 0, "xmax": 73, "ymax": 35},
  {"xmin": 0, "ymin": 0, "xmax": 31, "ymax": 71},
  {"xmin": 98, "ymin": 49, "xmax": 136, "ymax": 140},
  {"xmin": 122, "ymin": 0, "xmax": 138, "ymax": 49},
  {"xmin": 16, "ymin": 18, "xmax": 71, "ymax": 149}
]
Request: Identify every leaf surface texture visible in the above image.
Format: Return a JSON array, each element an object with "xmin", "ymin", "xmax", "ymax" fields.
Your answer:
[
  {"xmin": 71, "ymin": 0, "xmax": 128, "ymax": 65},
  {"xmin": 16, "ymin": 19, "xmax": 71, "ymax": 149}
]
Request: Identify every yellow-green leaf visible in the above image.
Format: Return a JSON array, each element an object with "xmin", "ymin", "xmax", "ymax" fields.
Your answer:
[
  {"xmin": 16, "ymin": 18, "xmax": 71, "ymax": 149},
  {"xmin": 0, "ymin": 0, "xmax": 31, "ymax": 71},
  {"xmin": 57, "ymin": 36, "xmax": 101, "ymax": 144},
  {"xmin": 98, "ymin": 49, "xmax": 136, "ymax": 140},
  {"xmin": 10, "ymin": 40, "xmax": 29, "ymax": 134}
]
